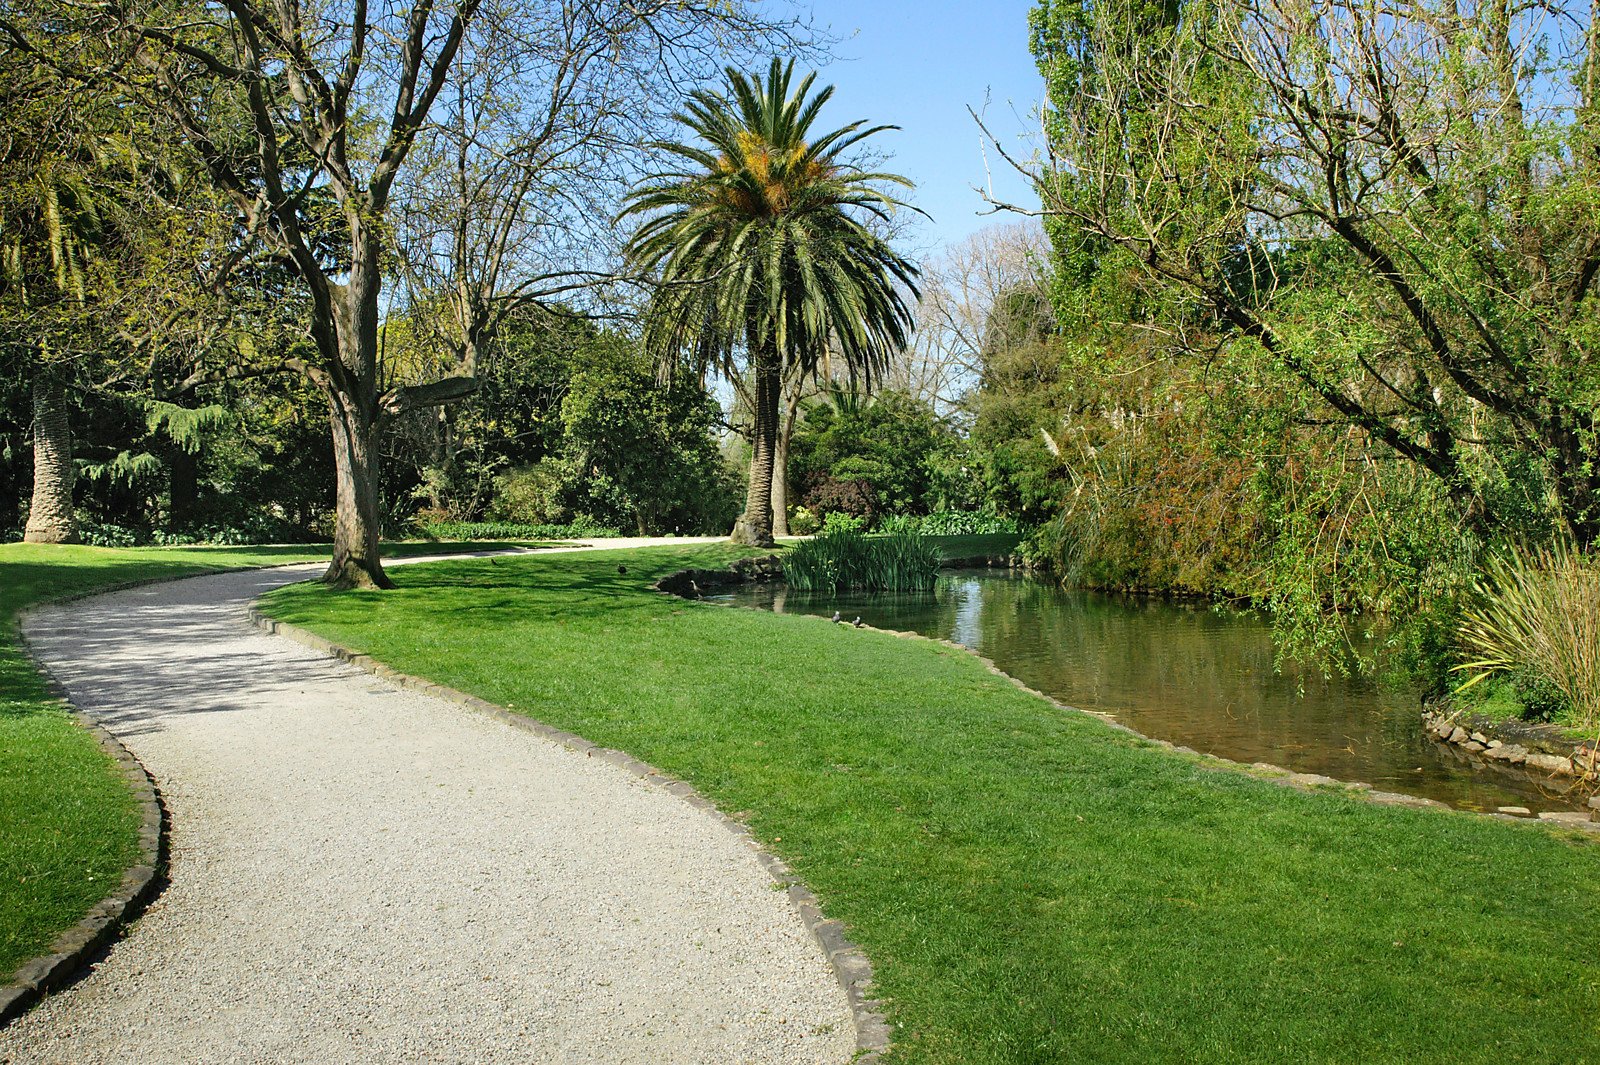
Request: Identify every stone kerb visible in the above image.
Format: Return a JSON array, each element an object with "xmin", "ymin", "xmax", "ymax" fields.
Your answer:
[{"xmin": 2, "ymin": 596, "xmax": 171, "ymax": 1028}]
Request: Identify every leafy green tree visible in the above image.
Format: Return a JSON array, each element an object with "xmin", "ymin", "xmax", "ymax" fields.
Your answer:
[
  {"xmin": 621, "ymin": 58, "xmax": 919, "ymax": 546},
  {"xmin": 6, "ymin": 1, "xmax": 803, "ymax": 584},
  {"xmin": 1026, "ymin": 0, "xmax": 1600, "ymax": 548},
  {"xmin": 789, "ymin": 390, "xmax": 956, "ymax": 522},
  {"xmin": 559, "ymin": 349, "xmax": 740, "ymax": 535},
  {"xmin": 0, "ymin": 24, "xmax": 231, "ymax": 544}
]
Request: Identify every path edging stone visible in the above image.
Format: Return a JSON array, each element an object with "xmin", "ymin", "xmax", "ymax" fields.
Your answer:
[
  {"xmin": 1, "ymin": 590, "xmax": 176, "ymax": 1029},
  {"xmin": 245, "ymin": 603, "xmax": 893, "ymax": 1065}
]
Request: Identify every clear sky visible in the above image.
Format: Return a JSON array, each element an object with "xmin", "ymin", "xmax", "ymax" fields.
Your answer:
[{"xmin": 802, "ymin": 0, "xmax": 1046, "ymax": 258}]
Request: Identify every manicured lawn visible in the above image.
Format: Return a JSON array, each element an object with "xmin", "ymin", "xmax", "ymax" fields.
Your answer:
[
  {"xmin": 264, "ymin": 544, "xmax": 1600, "ymax": 1064},
  {"xmin": 924, "ymin": 532, "xmax": 1021, "ymax": 560},
  {"xmin": 0, "ymin": 540, "xmax": 543, "ymax": 983}
]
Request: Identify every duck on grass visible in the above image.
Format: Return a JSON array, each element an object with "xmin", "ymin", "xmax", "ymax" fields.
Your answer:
[{"xmin": 782, "ymin": 529, "xmax": 940, "ymax": 594}]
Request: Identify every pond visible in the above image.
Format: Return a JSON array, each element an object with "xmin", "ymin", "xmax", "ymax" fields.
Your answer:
[{"xmin": 722, "ymin": 569, "xmax": 1586, "ymax": 814}]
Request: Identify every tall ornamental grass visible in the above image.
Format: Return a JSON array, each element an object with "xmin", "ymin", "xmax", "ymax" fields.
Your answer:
[
  {"xmin": 783, "ymin": 529, "xmax": 940, "ymax": 594},
  {"xmin": 1454, "ymin": 542, "xmax": 1600, "ymax": 731}
]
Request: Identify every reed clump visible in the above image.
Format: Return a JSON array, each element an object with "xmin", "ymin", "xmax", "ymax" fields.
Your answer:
[
  {"xmin": 783, "ymin": 529, "xmax": 940, "ymax": 593},
  {"xmin": 1454, "ymin": 542, "xmax": 1600, "ymax": 731}
]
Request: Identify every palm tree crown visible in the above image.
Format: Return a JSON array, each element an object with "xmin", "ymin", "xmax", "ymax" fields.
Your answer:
[{"xmin": 620, "ymin": 58, "xmax": 919, "ymax": 545}]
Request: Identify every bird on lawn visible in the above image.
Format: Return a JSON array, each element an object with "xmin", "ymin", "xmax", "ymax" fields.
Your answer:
[
  {"xmin": 617, "ymin": 565, "xmax": 627, "ymax": 575},
  {"xmin": 852, "ymin": 616, "xmax": 863, "ymax": 628},
  {"xmin": 831, "ymin": 611, "xmax": 842, "ymax": 624}
]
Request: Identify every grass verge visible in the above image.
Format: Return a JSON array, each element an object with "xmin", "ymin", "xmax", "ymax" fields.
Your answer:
[
  {"xmin": 925, "ymin": 532, "xmax": 1020, "ymax": 561},
  {"xmin": 264, "ymin": 544, "xmax": 1600, "ymax": 1064},
  {"xmin": 0, "ymin": 539, "xmax": 544, "ymax": 983}
]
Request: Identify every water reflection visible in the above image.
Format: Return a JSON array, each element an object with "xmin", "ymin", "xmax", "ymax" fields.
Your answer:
[{"xmin": 724, "ymin": 570, "xmax": 1584, "ymax": 813}]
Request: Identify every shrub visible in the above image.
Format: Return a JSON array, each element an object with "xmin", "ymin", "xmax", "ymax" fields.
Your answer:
[
  {"xmin": 1455, "ymin": 542, "xmax": 1600, "ymax": 731},
  {"xmin": 74, "ymin": 516, "xmax": 321, "ymax": 548},
  {"xmin": 877, "ymin": 514, "xmax": 922, "ymax": 535},
  {"xmin": 491, "ymin": 461, "xmax": 572, "ymax": 526},
  {"xmin": 803, "ymin": 476, "xmax": 877, "ymax": 525},
  {"xmin": 783, "ymin": 529, "xmax": 940, "ymax": 593},
  {"xmin": 413, "ymin": 517, "xmax": 620, "ymax": 541},
  {"xmin": 919, "ymin": 508, "xmax": 1022, "ymax": 536},
  {"xmin": 789, "ymin": 505, "xmax": 820, "ymax": 536},
  {"xmin": 78, "ymin": 522, "xmax": 142, "ymax": 548},
  {"xmin": 820, "ymin": 511, "xmax": 868, "ymax": 536}
]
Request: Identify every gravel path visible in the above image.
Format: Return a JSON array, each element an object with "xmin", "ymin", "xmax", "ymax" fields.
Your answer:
[{"xmin": 0, "ymin": 543, "xmax": 854, "ymax": 1064}]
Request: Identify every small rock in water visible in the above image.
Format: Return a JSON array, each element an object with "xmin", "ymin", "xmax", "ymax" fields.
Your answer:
[
  {"xmin": 1462, "ymin": 741, "xmax": 1487, "ymax": 752},
  {"xmin": 1470, "ymin": 731, "xmax": 1489, "ymax": 744},
  {"xmin": 1525, "ymin": 752, "xmax": 1573, "ymax": 774},
  {"xmin": 1497, "ymin": 806, "xmax": 1533, "ymax": 817},
  {"xmin": 1538, "ymin": 811, "xmax": 1594, "ymax": 826},
  {"xmin": 1447, "ymin": 726, "xmax": 1470, "ymax": 744}
]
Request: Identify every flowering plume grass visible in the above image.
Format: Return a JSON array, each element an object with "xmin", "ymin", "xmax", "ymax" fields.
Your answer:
[{"xmin": 1455, "ymin": 542, "xmax": 1600, "ymax": 731}]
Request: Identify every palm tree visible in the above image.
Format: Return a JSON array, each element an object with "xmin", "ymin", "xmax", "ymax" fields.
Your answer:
[{"xmin": 620, "ymin": 59, "xmax": 919, "ymax": 546}]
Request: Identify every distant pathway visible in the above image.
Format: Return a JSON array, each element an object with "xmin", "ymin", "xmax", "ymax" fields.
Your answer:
[{"xmin": 0, "ymin": 541, "xmax": 853, "ymax": 1064}]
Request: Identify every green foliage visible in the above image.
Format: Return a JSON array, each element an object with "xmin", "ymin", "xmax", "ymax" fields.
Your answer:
[
  {"xmin": 788, "ymin": 505, "xmax": 819, "ymax": 535},
  {"xmin": 621, "ymin": 59, "xmax": 920, "ymax": 540},
  {"xmin": 391, "ymin": 316, "xmax": 739, "ymax": 536},
  {"xmin": 918, "ymin": 509, "xmax": 1022, "ymax": 536},
  {"xmin": 782, "ymin": 529, "xmax": 940, "ymax": 593},
  {"xmin": 819, "ymin": 511, "xmax": 867, "ymax": 536},
  {"xmin": 413, "ymin": 518, "xmax": 621, "ymax": 541},
  {"xmin": 1455, "ymin": 544, "xmax": 1600, "ymax": 731},
  {"xmin": 789, "ymin": 390, "xmax": 957, "ymax": 522},
  {"xmin": 620, "ymin": 59, "xmax": 918, "ymax": 388},
  {"xmin": 558, "ymin": 352, "xmax": 741, "ymax": 535},
  {"xmin": 73, "ymin": 515, "xmax": 323, "ymax": 547}
]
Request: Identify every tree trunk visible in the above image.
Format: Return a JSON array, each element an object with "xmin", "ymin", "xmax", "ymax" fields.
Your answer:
[
  {"xmin": 732, "ymin": 349, "xmax": 780, "ymax": 547},
  {"xmin": 770, "ymin": 376, "xmax": 803, "ymax": 538},
  {"xmin": 23, "ymin": 362, "xmax": 78, "ymax": 544},
  {"xmin": 168, "ymin": 446, "xmax": 198, "ymax": 531},
  {"xmin": 1552, "ymin": 418, "xmax": 1600, "ymax": 552},
  {"xmin": 323, "ymin": 386, "xmax": 393, "ymax": 589},
  {"xmin": 318, "ymin": 228, "xmax": 394, "ymax": 590},
  {"xmin": 770, "ymin": 430, "xmax": 790, "ymax": 538}
]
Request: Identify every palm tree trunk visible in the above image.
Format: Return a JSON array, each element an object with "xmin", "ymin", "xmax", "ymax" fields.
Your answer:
[
  {"xmin": 770, "ymin": 375, "xmax": 803, "ymax": 538},
  {"xmin": 23, "ymin": 361, "xmax": 79, "ymax": 544},
  {"xmin": 732, "ymin": 349, "xmax": 780, "ymax": 547}
]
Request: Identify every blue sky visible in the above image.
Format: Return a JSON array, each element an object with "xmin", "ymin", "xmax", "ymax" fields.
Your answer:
[{"xmin": 802, "ymin": 0, "xmax": 1045, "ymax": 257}]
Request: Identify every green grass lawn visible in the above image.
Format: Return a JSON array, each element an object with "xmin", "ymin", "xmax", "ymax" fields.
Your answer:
[
  {"xmin": 262, "ymin": 544, "xmax": 1600, "ymax": 1064},
  {"xmin": 0, "ymin": 539, "xmax": 546, "ymax": 983},
  {"xmin": 924, "ymin": 532, "xmax": 1021, "ymax": 561}
]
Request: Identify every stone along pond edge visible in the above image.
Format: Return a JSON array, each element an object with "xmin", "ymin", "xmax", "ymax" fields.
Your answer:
[
  {"xmin": 663, "ymin": 557, "xmax": 1600, "ymax": 834},
  {"xmin": 243, "ymin": 602, "xmax": 896, "ymax": 1065}
]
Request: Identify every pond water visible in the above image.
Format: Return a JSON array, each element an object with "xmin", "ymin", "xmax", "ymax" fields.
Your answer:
[{"xmin": 722, "ymin": 569, "xmax": 1586, "ymax": 814}]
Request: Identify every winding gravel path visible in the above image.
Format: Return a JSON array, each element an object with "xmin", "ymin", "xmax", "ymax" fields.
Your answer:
[{"xmin": 0, "ymin": 543, "xmax": 854, "ymax": 1064}]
